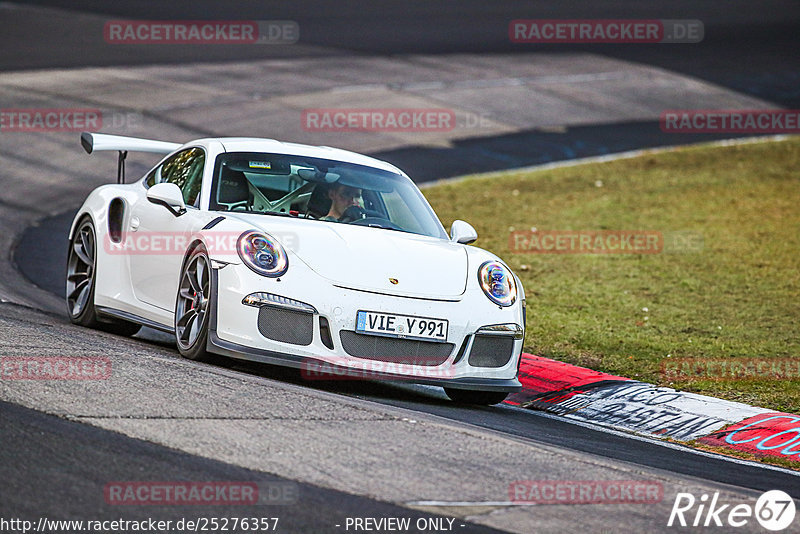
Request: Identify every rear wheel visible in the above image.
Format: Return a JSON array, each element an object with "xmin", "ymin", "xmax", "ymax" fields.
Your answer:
[
  {"xmin": 444, "ymin": 388, "xmax": 509, "ymax": 406},
  {"xmin": 66, "ymin": 217, "xmax": 140, "ymax": 336},
  {"xmin": 175, "ymin": 246, "xmax": 215, "ymax": 362}
]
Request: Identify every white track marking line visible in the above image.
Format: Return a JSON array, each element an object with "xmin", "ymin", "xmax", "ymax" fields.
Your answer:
[{"xmin": 421, "ymin": 135, "xmax": 793, "ymax": 189}]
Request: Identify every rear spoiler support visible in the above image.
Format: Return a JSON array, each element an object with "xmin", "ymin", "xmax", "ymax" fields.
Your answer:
[
  {"xmin": 117, "ymin": 150, "xmax": 128, "ymax": 184},
  {"xmin": 81, "ymin": 132, "xmax": 182, "ymax": 185}
]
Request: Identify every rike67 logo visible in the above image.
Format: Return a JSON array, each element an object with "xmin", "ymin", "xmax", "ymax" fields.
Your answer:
[{"xmin": 668, "ymin": 490, "xmax": 795, "ymax": 530}]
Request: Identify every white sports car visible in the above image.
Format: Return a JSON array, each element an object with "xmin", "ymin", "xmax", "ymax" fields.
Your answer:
[{"xmin": 68, "ymin": 132, "xmax": 525, "ymax": 404}]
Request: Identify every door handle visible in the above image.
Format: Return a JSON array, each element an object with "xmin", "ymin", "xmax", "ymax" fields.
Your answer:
[{"xmin": 130, "ymin": 216, "xmax": 140, "ymax": 231}]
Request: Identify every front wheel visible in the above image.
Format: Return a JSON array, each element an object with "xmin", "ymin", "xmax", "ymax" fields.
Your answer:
[
  {"xmin": 175, "ymin": 246, "xmax": 214, "ymax": 362},
  {"xmin": 444, "ymin": 388, "xmax": 509, "ymax": 406}
]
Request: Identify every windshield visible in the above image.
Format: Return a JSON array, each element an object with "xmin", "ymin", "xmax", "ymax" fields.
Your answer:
[{"xmin": 209, "ymin": 152, "xmax": 448, "ymax": 239}]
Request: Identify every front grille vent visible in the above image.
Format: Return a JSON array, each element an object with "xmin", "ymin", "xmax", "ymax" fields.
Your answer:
[
  {"xmin": 339, "ymin": 331, "xmax": 453, "ymax": 366},
  {"xmin": 257, "ymin": 306, "xmax": 313, "ymax": 346},
  {"xmin": 467, "ymin": 335, "xmax": 515, "ymax": 368}
]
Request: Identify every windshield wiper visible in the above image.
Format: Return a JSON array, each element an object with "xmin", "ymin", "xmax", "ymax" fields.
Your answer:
[{"xmin": 370, "ymin": 224, "xmax": 401, "ymax": 231}]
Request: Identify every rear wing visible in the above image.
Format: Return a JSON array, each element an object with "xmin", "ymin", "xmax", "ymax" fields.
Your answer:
[
  {"xmin": 81, "ymin": 132, "xmax": 181, "ymax": 155},
  {"xmin": 81, "ymin": 132, "xmax": 182, "ymax": 184}
]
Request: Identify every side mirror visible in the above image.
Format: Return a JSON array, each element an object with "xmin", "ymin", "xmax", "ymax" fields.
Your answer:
[
  {"xmin": 147, "ymin": 182, "xmax": 186, "ymax": 216},
  {"xmin": 450, "ymin": 220, "xmax": 478, "ymax": 244}
]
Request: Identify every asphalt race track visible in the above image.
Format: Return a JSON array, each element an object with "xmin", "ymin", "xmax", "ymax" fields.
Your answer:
[
  {"xmin": 0, "ymin": 400, "xmax": 507, "ymax": 534},
  {"xmin": 2, "ymin": 2, "xmax": 800, "ymax": 532},
  {"xmin": 5, "ymin": 0, "xmax": 800, "ymax": 112}
]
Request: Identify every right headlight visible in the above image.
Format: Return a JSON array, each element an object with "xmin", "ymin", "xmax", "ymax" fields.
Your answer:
[
  {"xmin": 478, "ymin": 261, "xmax": 517, "ymax": 307},
  {"xmin": 237, "ymin": 230, "xmax": 288, "ymax": 277}
]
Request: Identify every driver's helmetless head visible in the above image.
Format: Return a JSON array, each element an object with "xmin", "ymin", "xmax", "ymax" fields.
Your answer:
[{"xmin": 327, "ymin": 184, "xmax": 362, "ymax": 219}]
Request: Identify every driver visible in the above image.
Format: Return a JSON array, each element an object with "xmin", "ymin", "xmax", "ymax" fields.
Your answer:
[{"xmin": 324, "ymin": 183, "xmax": 362, "ymax": 221}]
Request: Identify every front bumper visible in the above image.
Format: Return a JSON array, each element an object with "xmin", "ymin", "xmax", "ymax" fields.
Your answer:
[{"xmin": 206, "ymin": 263, "xmax": 524, "ymax": 392}]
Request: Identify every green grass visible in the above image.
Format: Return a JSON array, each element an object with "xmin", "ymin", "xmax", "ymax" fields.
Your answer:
[{"xmin": 423, "ymin": 138, "xmax": 800, "ymax": 413}]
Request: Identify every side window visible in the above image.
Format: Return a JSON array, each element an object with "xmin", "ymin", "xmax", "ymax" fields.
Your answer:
[{"xmin": 145, "ymin": 148, "xmax": 206, "ymax": 207}]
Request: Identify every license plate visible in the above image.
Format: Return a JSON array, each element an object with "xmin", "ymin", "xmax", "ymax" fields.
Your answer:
[{"xmin": 355, "ymin": 311, "xmax": 448, "ymax": 342}]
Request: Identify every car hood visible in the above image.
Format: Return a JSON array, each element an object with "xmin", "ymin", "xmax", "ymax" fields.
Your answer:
[{"xmin": 229, "ymin": 214, "xmax": 468, "ymax": 299}]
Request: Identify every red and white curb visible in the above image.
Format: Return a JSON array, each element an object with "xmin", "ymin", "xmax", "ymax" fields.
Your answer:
[{"xmin": 506, "ymin": 353, "xmax": 800, "ymax": 463}]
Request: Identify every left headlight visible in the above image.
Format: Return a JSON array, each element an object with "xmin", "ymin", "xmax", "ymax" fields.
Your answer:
[
  {"xmin": 478, "ymin": 260, "xmax": 517, "ymax": 307},
  {"xmin": 237, "ymin": 230, "xmax": 288, "ymax": 277}
]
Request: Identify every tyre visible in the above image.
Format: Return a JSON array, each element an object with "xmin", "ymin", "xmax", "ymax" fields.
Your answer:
[
  {"xmin": 66, "ymin": 217, "xmax": 140, "ymax": 336},
  {"xmin": 444, "ymin": 388, "xmax": 509, "ymax": 406},
  {"xmin": 174, "ymin": 245, "xmax": 215, "ymax": 362}
]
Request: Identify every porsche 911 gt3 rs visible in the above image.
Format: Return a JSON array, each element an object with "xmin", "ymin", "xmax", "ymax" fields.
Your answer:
[{"xmin": 67, "ymin": 132, "xmax": 525, "ymax": 404}]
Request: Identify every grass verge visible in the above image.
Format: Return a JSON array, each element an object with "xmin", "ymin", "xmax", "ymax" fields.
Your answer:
[{"xmin": 424, "ymin": 137, "xmax": 800, "ymax": 413}]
